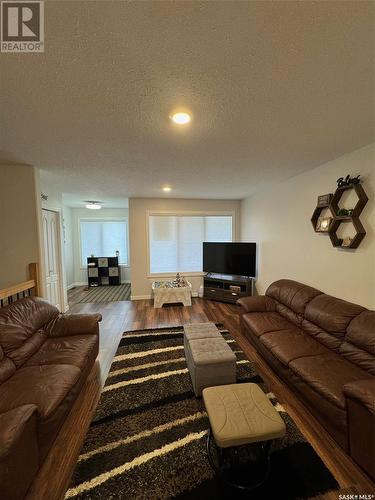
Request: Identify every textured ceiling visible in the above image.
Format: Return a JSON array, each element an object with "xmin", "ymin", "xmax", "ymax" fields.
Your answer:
[
  {"xmin": 62, "ymin": 192, "xmax": 128, "ymax": 209},
  {"xmin": 1, "ymin": 1, "xmax": 374, "ymax": 200}
]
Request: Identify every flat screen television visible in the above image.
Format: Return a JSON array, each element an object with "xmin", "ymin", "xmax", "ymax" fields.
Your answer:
[{"xmin": 203, "ymin": 242, "xmax": 256, "ymax": 277}]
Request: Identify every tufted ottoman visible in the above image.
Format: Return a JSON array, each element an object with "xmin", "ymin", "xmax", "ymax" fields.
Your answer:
[
  {"xmin": 183, "ymin": 322, "xmax": 221, "ymax": 350},
  {"xmin": 184, "ymin": 332, "xmax": 236, "ymax": 397},
  {"xmin": 203, "ymin": 382, "xmax": 286, "ymax": 489}
]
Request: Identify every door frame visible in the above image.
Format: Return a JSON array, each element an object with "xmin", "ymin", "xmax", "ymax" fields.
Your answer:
[{"xmin": 41, "ymin": 207, "xmax": 68, "ymax": 312}]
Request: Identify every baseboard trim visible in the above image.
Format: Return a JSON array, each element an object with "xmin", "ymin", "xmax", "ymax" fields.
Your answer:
[
  {"xmin": 67, "ymin": 280, "xmax": 131, "ymax": 289},
  {"xmin": 131, "ymin": 294, "xmax": 151, "ymax": 300},
  {"xmin": 131, "ymin": 291, "xmax": 198, "ymax": 301}
]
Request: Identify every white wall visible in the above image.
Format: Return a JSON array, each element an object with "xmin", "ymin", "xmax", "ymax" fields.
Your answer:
[
  {"xmin": 129, "ymin": 198, "xmax": 242, "ymax": 299},
  {"xmin": 241, "ymin": 143, "xmax": 375, "ymax": 309},
  {"xmin": 70, "ymin": 207, "xmax": 131, "ymax": 286},
  {"xmin": 0, "ymin": 164, "xmax": 41, "ymax": 288}
]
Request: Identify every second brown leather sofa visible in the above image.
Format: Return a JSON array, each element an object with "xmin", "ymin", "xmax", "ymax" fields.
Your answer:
[
  {"xmin": 238, "ymin": 279, "xmax": 375, "ymax": 480},
  {"xmin": 0, "ymin": 297, "xmax": 102, "ymax": 500}
]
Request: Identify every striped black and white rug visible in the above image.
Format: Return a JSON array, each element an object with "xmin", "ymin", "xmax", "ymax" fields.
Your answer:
[
  {"xmin": 77, "ymin": 284, "xmax": 131, "ymax": 303},
  {"xmin": 66, "ymin": 325, "xmax": 338, "ymax": 499}
]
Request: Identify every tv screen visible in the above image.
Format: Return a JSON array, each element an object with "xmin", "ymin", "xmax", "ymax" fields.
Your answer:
[{"xmin": 203, "ymin": 242, "xmax": 256, "ymax": 277}]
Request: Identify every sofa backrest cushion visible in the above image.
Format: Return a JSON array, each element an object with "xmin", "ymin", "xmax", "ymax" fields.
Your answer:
[
  {"xmin": 266, "ymin": 279, "xmax": 322, "ymax": 326},
  {"xmin": 303, "ymin": 294, "xmax": 365, "ymax": 351},
  {"xmin": 340, "ymin": 310, "xmax": 375, "ymax": 374},
  {"xmin": 0, "ymin": 298, "xmax": 59, "ymax": 367}
]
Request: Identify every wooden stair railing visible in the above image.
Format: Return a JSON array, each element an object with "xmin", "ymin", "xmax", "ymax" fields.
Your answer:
[{"xmin": 0, "ymin": 263, "xmax": 40, "ymax": 307}]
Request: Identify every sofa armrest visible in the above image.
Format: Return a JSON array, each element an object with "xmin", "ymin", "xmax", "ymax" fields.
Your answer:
[
  {"xmin": 343, "ymin": 379, "xmax": 375, "ymax": 414},
  {"xmin": 237, "ymin": 295, "xmax": 276, "ymax": 314},
  {"xmin": 46, "ymin": 313, "xmax": 102, "ymax": 338},
  {"xmin": 343, "ymin": 379, "xmax": 375, "ymax": 479},
  {"xmin": 0, "ymin": 405, "xmax": 39, "ymax": 500}
]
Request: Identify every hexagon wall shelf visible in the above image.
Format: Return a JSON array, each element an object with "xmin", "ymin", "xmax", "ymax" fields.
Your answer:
[
  {"xmin": 330, "ymin": 183, "xmax": 368, "ymax": 218},
  {"xmin": 311, "ymin": 182, "xmax": 368, "ymax": 250},
  {"xmin": 328, "ymin": 217, "xmax": 366, "ymax": 249}
]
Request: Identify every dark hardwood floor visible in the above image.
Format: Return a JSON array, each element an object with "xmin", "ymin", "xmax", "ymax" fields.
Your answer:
[{"xmin": 26, "ymin": 291, "xmax": 374, "ymax": 500}]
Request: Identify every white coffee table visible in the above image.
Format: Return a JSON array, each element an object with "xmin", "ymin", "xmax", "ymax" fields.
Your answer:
[{"xmin": 152, "ymin": 280, "xmax": 192, "ymax": 308}]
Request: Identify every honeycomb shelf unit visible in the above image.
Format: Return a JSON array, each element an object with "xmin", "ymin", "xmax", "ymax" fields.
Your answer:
[
  {"xmin": 311, "ymin": 182, "xmax": 368, "ymax": 250},
  {"xmin": 328, "ymin": 183, "xmax": 368, "ymax": 249}
]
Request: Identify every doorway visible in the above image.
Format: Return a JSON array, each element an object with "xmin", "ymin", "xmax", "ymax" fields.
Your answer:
[{"xmin": 42, "ymin": 209, "xmax": 63, "ymax": 310}]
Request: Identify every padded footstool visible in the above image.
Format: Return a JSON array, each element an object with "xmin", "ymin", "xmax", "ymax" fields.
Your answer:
[
  {"xmin": 183, "ymin": 322, "xmax": 221, "ymax": 351},
  {"xmin": 185, "ymin": 337, "xmax": 236, "ymax": 397},
  {"xmin": 203, "ymin": 383, "xmax": 286, "ymax": 490}
]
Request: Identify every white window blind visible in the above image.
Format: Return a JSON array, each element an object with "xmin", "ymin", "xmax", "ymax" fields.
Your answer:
[
  {"xmin": 149, "ymin": 215, "xmax": 232, "ymax": 274},
  {"xmin": 80, "ymin": 220, "xmax": 128, "ymax": 266}
]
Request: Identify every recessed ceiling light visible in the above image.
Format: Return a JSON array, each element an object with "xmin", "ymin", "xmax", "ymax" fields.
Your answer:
[
  {"xmin": 162, "ymin": 186, "xmax": 172, "ymax": 192},
  {"xmin": 170, "ymin": 112, "xmax": 191, "ymax": 125},
  {"xmin": 85, "ymin": 201, "xmax": 102, "ymax": 210}
]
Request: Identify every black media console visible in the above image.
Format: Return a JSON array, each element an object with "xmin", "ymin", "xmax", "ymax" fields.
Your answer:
[{"xmin": 203, "ymin": 273, "xmax": 253, "ymax": 304}]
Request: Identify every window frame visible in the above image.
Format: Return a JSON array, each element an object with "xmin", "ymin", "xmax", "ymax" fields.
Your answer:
[
  {"xmin": 79, "ymin": 217, "xmax": 130, "ymax": 269},
  {"xmin": 146, "ymin": 210, "xmax": 236, "ymax": 277}
]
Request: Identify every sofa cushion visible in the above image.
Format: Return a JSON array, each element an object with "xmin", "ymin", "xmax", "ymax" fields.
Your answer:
[
  {"xmin": 340, "ymin": 311, "xmax": 375, "ymax": 375},
  {"xmin": 260, "ymin": 330, "xmax": 329, "ymax": 366},
  {"xmin": 301, "ymin": 319, "xmax": 341, "ymax": 351},
  {"xmin": 243, "ymin": 312, "xmax": 295, "ymax": 337},
  {"xmin": 289, "ymin": 353, "xmax": 369, "ymax": 409},
  {"xmin": 0, "ymin": 364, "xmax": 81, "ymax": 415},
  {"xmin": 0, "ymin": 404, "xmax": 39, "ymax": 500},
  {"xmin": 0, "ymin": 364, "xmax": 82, "ymax": 458},
  {"xmin": 266, "ymin": 279, "xmax": 322, "ymax": 320},
  {"xmin": 6, "ymin": 330, "xmax": 47, "ymax": 368},
  {"xmin": 304, "ymin": 295, "xmax": 365, "ymax": 352},
  {"xmin": 0, "ymin": 297, "xmax": 59, "ymax": 338},
  {"xmin": 24, "ymin": 334, "xmax": 98, "ymax": 370},
  {"xmin": 0, "ymin": 298, "xmax": 58, "ymax": 364}
]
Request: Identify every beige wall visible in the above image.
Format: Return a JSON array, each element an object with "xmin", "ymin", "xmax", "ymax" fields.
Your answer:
[
  {"xmin": 0, "ymin": 164, "xmax": 41, "ymax": 288},
  {"xmin": 129, "ymin": 198, "xmax": 241, "ymax": 299},
  {"xmin": 241, "ymin": 143, "xmax": 375, "ymax": 309},
  {"xmin": 70, "ymin": 207, "xmax": 131, "ymax": 285}
]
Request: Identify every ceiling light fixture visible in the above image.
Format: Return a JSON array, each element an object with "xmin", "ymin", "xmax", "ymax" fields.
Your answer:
[
  {"xmin": 85, "ymin": 201, "xmax": 102, "ymax": 210},
  {"xmin": 162, "ymin": 186, "xmax": 172, "ymax": 192},
  {"xmin": 170, "ymin": 112, "xmax": 191, "ymax": 125}
]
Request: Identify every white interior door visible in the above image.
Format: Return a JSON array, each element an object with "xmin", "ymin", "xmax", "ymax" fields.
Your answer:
[{"xmin": 42, "ymin": 209, "xmax": 61, "ymax": 310}]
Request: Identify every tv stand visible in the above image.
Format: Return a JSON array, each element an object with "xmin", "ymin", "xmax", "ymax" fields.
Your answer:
[{"xmin": 203, "ymin": 273, "xmax": 253, "ymax": 304}]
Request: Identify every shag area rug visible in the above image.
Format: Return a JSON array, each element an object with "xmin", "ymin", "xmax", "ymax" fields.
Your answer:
[
  {"xmin": 77, "ymin": 284, "xmax": 131, "ymax": 303},
  {"xmin": 66, "ymin": 325, "xmax": 338, "ymax": 499}
]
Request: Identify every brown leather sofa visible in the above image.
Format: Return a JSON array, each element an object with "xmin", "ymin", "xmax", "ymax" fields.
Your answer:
[
  {"xmin": 238, "ymin": 279, "xmax": 375, "ymax": 479},
  {"xmin": 0, "ymin": 297, "xmax": 101, "ymax": 500}
]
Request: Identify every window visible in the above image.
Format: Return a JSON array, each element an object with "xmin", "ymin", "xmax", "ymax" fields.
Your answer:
[
  {"xmin": 80, "ymin": 220, "xmax": 128, "ymax": 266},
  {"xmin": 149, "ymin": 214, "xmax": 233, "ymax": 274}
]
